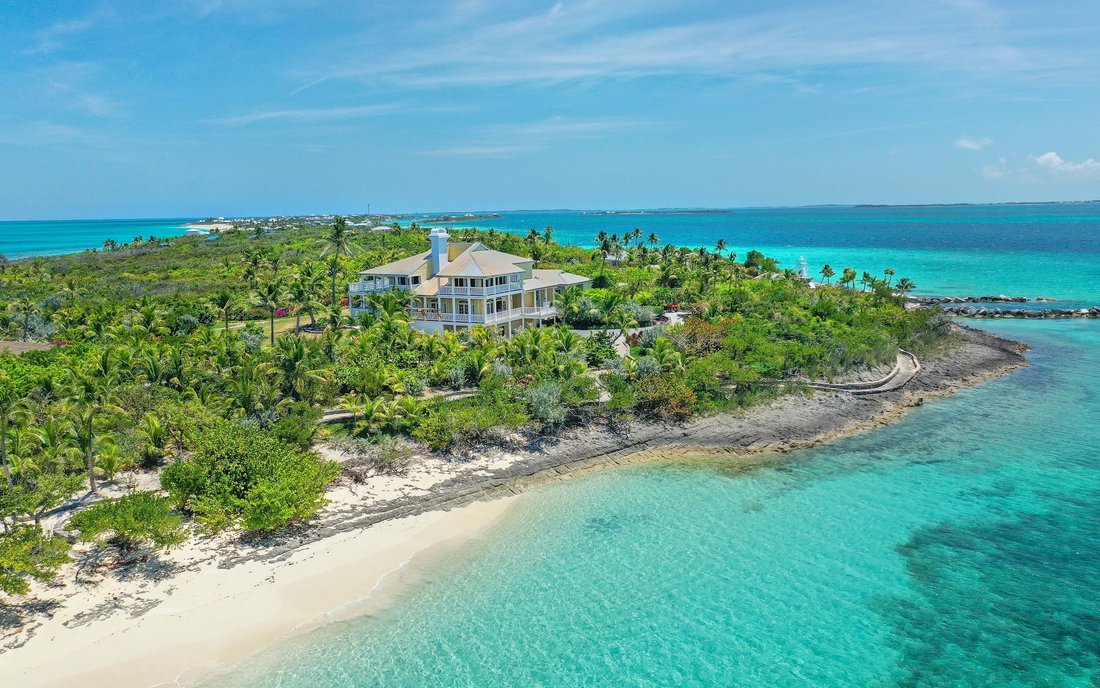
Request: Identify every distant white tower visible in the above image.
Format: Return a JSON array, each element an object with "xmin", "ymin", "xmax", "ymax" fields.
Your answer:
[
  {"xmin": 429, "ymin": 227, "xmax": 450, "ymax": 275},
  {"xmin": 797, "ymin": 256, "xmax": 810, "ymax": 280}
]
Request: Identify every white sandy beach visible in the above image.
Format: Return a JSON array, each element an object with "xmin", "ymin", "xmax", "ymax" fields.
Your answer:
[
  {"xmin": 183, "ymin": 222, "xmax": 235, "ymax": 231},
  {"xmin": 0, "ymin": 487, "xmax": 518, "ymax": 688}
]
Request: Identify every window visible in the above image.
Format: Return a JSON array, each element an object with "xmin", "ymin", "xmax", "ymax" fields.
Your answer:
[
  {"xmin": 458, "ymin": 302, "xmax": 470, "ymax": 315},
  {"xmin": 411, "ymin": 276, "xmax": 420, "ymax": 285}
]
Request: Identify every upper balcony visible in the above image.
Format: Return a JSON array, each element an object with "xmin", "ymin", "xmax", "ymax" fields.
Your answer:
[
  {"xmin": 349, "ymin": 277, "xmax": 408, "ymax": 294},
  {"xmin": 437, "ymin": 281, "xmax": 522, "ymax": 297}
]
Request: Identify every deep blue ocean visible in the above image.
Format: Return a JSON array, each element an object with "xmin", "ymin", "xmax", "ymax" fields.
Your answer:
[
  {"xmin": 5, "ymin": 207, "xmax": 1100, "ymax": 686},
  {"xmin": 428, "ymin": 204, "xmax": 1100, "ymax": 307}
]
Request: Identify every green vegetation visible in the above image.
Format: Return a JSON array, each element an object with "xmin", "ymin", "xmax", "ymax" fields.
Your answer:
[
  {"xmin": 162, "ymin": 421, "xmax": 338, "ymax": 533},
  {"xmin": 70, "ymin": 492, "xmax": 185, "ymax": 553},
  {"xmin": 0, "ymin": 217, "xmax": 937, "ymax": 595}
]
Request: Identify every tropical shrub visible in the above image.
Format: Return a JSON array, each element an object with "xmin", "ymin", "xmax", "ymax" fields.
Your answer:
[
  {"xmin": 161, "ymin": 420, "xmax": 339, "ymax": 533},
  {"xmin": 584, "ymin": 331, "xmax": 618, "ymax": 366},
  {"xmin": 633, "ymin": 373, "xmax": 696, "ymax": 420},
  {"xmin": 412, "ymin": 387, "xmax": 529, "ymax": 451},
  {"xmin": 0, "ymin": 525, "xmax": 70, "ymax": 595},
  {"xmin": 71, "ymin": 492, "xmax": 185, "ymax": 553}
]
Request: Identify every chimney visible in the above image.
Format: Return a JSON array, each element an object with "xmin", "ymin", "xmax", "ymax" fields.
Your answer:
[{"xmin": 429, "ymin": 227, "xmax": 450, "ymax": 276}]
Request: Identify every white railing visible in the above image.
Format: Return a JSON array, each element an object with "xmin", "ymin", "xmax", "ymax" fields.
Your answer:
[
  {"xmin": 437, "ymin": 282, "xmax": 522, "ymax": 297},
  {"xmin": 410, "ymin": 306, "xmax": 558, "ymax": 324},
  {"xmin": 349, "ymin": 280, "xmax": 400, "ymax": 294}
]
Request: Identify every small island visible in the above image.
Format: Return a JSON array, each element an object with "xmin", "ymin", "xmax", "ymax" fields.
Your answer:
[{"xmin": 0, "ymin": 218, "xmax": 1027, "ymax": 687}]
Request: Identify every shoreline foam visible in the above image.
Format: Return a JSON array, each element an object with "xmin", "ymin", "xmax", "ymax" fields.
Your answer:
[{"xmin": 0, "ymin": 325, "xmax": 1028, "ymax": 688}]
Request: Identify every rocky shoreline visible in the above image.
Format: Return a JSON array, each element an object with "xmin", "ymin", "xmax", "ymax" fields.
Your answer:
[
  {"xmin": 909, "ymin": 295, "xmax": 1048, "ymax": 304},
  {"xmin": 231, "ymin": 323, "xmax": 1030, "ymax": 567},
  {"xmin": 942, "ymin": 305, "xmax": 1100, "ymax": 318}
]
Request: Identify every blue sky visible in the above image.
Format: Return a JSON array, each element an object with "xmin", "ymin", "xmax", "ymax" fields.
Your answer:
[{"xmin": 2, "ymin": 0, "xmax": 1099, "ymax": 219}]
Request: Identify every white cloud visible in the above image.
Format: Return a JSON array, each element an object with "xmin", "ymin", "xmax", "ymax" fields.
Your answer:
[
  {"xmin": 417, "ymin": 145, "xmax": 536, "ymax": 158},
  {"xmin": 1031, "ymin": 151, "xmax": 1100, "ymax": 175},
  {"xmin": 209, "ymin": 104, "xmax": 401, "ymax": 126},
  {"xmin": 38, "ymin": 61, "xmax": 119, "ymax": 118},
  {"xmin": 23, "ymin": 7, "xmax": 112, "ymax": 55},
  {"xmin": 981, "ymin": 163, "xmax": 1005, "ymax": 180},
  {"xmin": 418, "ymin": 116, "xmax": 643, "ymax": 159},
  {"xmin": 290, "ymin": 0, "xmax": 1066, "ymax": 92},
  {"xmin": 955, "ymin": 136, "xmax": 993, "ymax": 150}
]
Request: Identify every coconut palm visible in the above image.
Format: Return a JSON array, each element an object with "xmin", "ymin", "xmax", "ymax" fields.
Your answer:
[
  {"xmin": 320, "ymin": 216, "xmax": 357, "ymax": 323},
  {"xmin": 714, "ymin": 238, "xmax": 728, "ymax": 259},
  {"xmin": 0, "ymin": 372, "xmax": 32, "ymax": 489},
  {"xmin": 273, "ymin": 336, "xmax": 326, "ymax": 400},
  {"xmin": 9, "ymin": 298, "xmax": 36, "ymax": 341},
  {"xmin": 253, "ymin": 278, "xmax": 286, "ymax": 346},
  {"xmin": 64, "ymin": 366, "xmax": 122, "ymax": 495},
  {"xmin": 606, "ymin": 308, "xmax": 638, "ymax": 345},
  {"xmin": 288, "ymin": 272, "xmax": 320, "ymax": 335},
  {"xmin": 895, "ymin": 277, "xmax": 916, "ymax": 296},
  {"xmin": 819, "ymin": 264, "xmax": 835, "ymax": 284},
  {"xmin": 210, "ymin": 290, "xmax": 236, "ymax": 333}
]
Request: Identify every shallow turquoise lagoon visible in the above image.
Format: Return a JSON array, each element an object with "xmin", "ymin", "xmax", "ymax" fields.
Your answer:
[
  {"xmin": 204, "ymin": 319, "xmax": 1100, "ymax": 687},
  {"xmin": 0, "ymin": 218, "xmax": 194, "ymax": 259}
]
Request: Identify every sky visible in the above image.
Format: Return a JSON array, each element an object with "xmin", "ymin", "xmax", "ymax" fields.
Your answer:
[{"xmin": 1, "ymin": 0, "xmax": 1099, "ymax": 219}]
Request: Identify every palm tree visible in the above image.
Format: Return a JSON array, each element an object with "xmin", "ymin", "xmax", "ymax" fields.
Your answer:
[
  {"xmin": 553, "ymin": 286, "xmax": 584, "ymax": 324},
  {"xmin": 542, "ymin": 226, "xmax": 555, "ymax": 245},
  {"xmin": 819, "ymin": 264, "xmax": 835, "ymax": 284},
  {"xmin": 714, "ymin": 238, "xmax": 728, "ymax": 259},
  {"xmin": 883, "ymin": 268, "xmax": 896, "ymax": 287},
  {"xmin": 210, "ymin": 290, "xmax": 236, "ymax": 333},
  {"xmin": 647, "ymin": 232, "xmax": 660, "ymax": 247},
  {"xmin": 273, "ymin": 336, "xmax": 326, "ymax": 400},
  {"xmin": 64, "ymin": 366, "xmax": 122, "ymax": 495},
  {"xmin": 320, "ymin": 216, "xmax": 357, "ymax": 323},
  {"xmin": 840, "ymin": 267, "xmax": 857, "ymax": 289},
  {"xmin": 860, "ymin": 271, "xmax": 876, "ymax": 292},
  {"xmin": 525, "ymin": 228, "xmax": 541, "ymax": 252},
  {"xmin": 895, "ymin": 277, "xmax": 916, "ymax": 296},
  {"xmin": 606, "ymin": 308, "xmax": 637, "ymax": 345},
  {"xmin": 9, "ymin": 298, "xmax": 36, "ymax": 341},
  {"xmin": 254, "ymin": 278, "xmax": 286, "ymax": 346},
  {"xmin": 288, "ymin": 271, "xmax": 320, "ymax": 336},
  {"xmin": 0, "ymin": 372, "xmax": 32, "ymax": 489}
]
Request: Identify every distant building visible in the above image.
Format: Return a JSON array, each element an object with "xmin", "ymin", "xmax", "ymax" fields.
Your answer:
[{"xmin": 349, "ymin": 228, "xmax": 591, "ymax": 335}]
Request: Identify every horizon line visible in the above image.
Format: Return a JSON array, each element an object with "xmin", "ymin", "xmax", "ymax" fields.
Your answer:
[{"xmin": 3, "ymin": 198, "xmax": 1100, "ymax": 224}]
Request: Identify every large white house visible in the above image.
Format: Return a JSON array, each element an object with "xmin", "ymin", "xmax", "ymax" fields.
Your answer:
[{"xmin": 348, "ymin": 228, "xmax": 591, "ymax": 334}]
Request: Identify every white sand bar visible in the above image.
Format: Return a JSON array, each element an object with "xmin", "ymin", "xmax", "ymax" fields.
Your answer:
[{"xmin": 0, "ymin": 498, "xmax": 516, "ymax": 688}]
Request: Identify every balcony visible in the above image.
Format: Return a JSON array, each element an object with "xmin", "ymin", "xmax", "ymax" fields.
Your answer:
[
  {"xmin": 437, "ymin": 282, "xmax": 522, "ymax": 297},
  {"xmin": 349, "ymin": 280, "xmax": 407, "ymax": 294},
  {"xmin": 410, "ymin": 306, "xmax": 558, "ymax": 324}
]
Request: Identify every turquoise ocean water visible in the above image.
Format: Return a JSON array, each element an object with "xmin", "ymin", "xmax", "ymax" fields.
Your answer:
[
  {"xmin": 0, "ymin": 218, "xmax": 194, "ymax": 259},
  {"xmin": 204, "ymin": 320, "xmax": 1100, "ymax": 688},
  {"xmin": 6, "ymin": 207, "xmax": 1100, "ymax": 686},
  {"xmin": 432, "ymin": 205, "xmax": 1100, "ymax": 306},
  {"xmin": 193, "ymin": 204, "xmax": 1100, "ymax": 687}
]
